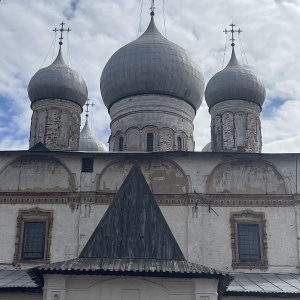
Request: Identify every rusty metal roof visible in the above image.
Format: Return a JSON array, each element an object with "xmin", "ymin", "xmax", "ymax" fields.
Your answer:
[
  {"xmin": 226, "ymin": 272, "xmax": 300, "ymax": 296},
  {"xmin": 80, "ymin": 163, "xmax": 185, "ymax": 261}
]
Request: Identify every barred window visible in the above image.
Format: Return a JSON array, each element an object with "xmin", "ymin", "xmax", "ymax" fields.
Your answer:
[
  {"xmin": 237, "ymin": 224, "xmax": 261, "ymax": 262},
  {"xmin": 13, "ymin": 208, "xmax": 53, "ymax": 265},
  {"xmin": 230, "ymin": 210, "xmax": 267, "ymax": 269},
  {"xmin": 22, "ymin": 222, "xmax": 46, "ymax": 260}
]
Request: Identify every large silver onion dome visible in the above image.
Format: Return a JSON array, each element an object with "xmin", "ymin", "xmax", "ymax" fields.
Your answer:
[
  {"xmin": 28, "ymin": 49, "xmax": 88, "ymax": 107},
  {"xmin": 100, "ymin": 16, "xmax": 205, "ymax": 110},
  {"xmin": 79, "ymin": 119, "xmax": 108, "ymax": 152},
  {"xmin": 205, "ymin": 48, "xmax": 266, "ymax": 109}
]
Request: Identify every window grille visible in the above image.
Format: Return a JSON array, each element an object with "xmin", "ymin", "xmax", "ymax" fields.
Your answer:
[
  {"xmin": 21, "ymin": 221, "xmax": 46, "ymax": 260},
  {"xmin": 237, "ymin": 223, "xmax": 261, "ymax": 262}
]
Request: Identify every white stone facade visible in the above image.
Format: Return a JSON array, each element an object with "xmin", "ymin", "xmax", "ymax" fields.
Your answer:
[
  {"xmin": 41, "ymin": 275, "xmax": 219, "ymax": 300},
  {"xmin": 0, "ymin": 152, "xmax": 299, "ymax": 273}
]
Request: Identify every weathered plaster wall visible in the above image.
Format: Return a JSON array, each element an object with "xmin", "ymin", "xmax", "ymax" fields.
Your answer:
[
  {"xmin": 30, "ymin": 99, "xmax": 82, "ymax": 151},
  {"xmin": 97, "ymin": 159, "xmax": 187, "ymax": 194},
  {"xmin": 109, "ymin": 95, "xmax": 195, "ymax": 151},
  {"xmin": 206, "ymin": 159, "xmax": 286, "ymax": 194},
  {"xmin": 187, "ymin": 206, "xmax": 298, "ymax": 273},
  {"xmin": 0, "ymin": 156, "xmax": 75, "ymax": 192},
  {"xmin": 0, "ymin": 151, "xmax": 299, "ymax": 276},
  {"xmin": 210, "ymin": 100, "xmax": 262, "ymax": 153},
  {"xmin": 43, "ymin": 275, "xmax": 219, "ymax": 300}
]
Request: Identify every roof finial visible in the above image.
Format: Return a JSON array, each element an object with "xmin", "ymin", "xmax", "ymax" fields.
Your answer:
[
  {"xmin": 53, "ymin": 21, "xmax": 71, "ymax": 50},
  {"xmin": 224, "ymin": 23, "xmax": 242, "ymax": 48},
  {"xmin": 150, "ymin": 0, "xmax": 155, "ymax": 16},
  {"xmin": 84, "ymin": 98, "xmax": 95, "ymax": 120}
]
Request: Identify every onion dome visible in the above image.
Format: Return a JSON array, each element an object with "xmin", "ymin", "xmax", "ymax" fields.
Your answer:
[
  {"xmin": 28, "ymin": 49, "xmax": 88, "ymax": 107},
  {"xmin": 100, "ymin": 15, "xmax": 205, "ymax": 111},
  {"xmin": 79, "ymin": 119, "xmax": 108, "ymax": 152},
  {"xmin": 205, "ymin": 48, "xmax": 266, "ymax": 109},
  {"xmin": 202, "ymin": 142, "xmax": 212, "ymax": 152}
]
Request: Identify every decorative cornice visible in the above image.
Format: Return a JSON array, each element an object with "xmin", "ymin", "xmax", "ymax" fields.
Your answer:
[{"xmin": 0, "ymin": 192, "xmax": 297, "ymax": 207}]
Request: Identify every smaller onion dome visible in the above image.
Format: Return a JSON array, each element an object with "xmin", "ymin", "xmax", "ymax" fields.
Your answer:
[
  {"xmin": 205, "ymin": 48, "xmax": 266, "ymax": 109},
  {"xmin": 28, "ymin": 49, "xmax": 88, "ymax": 107},
  {"xmin": 100, "ymin": 15, "xmax": 205, "ymax": 111},
  {"xmin": 79, "ymin": 119, "xmax": 108, "ymax": 152},
  {"xmin": 202, "ymin": 142, "xmax": 212, "ymax": 152}
]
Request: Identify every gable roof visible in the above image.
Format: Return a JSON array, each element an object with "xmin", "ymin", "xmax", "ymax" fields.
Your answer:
[
  {"xmin": 29, "ymin": 142, "xmax": 49, "ymax": 152},
  {"xmin": 80, "ymin": 163, "xmax": 185, "ymax": 260}
]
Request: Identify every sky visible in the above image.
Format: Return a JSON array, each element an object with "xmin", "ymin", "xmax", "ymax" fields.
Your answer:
[{"xmin": 0, "ymin": 0, "xmax": 299, "ymax": 152}]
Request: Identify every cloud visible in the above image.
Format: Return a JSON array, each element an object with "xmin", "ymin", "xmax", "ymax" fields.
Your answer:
[{"xmin": 0, "ymin": 0, "xmax": 299, "ymax": 153}]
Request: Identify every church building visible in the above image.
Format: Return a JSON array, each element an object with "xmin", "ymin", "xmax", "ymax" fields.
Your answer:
[{"xmin": 0, "ymin": 8, "xmax": 300, "ymax": 300}]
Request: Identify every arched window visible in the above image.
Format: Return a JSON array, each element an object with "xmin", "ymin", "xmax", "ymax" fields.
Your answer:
[
  {"xmin": 118, "ymin": 137, "xmax": 124, "ymax": 151},
  {"xmin": 146, "ymin": 133, "xmax": 154, "ymax": 152},
  {"xmin": 177, "ymin": 137, "xmax": 183, "ymax": 151}
]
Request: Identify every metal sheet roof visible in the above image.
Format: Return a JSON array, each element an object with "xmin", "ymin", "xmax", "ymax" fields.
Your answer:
[
  {"xmin": 100, "ymin": 16, "xmax": 205, "ymax": 111},
  {"xmin": 28, "ymin": 49, "xmax": 88, "ymax": 107},
  {"xmin": 28, "ymin": 257, "xmax": 231, "ymax": 298},
  {"xmin": 205, "ymin": 48, "xmax": 266, "ymax": 109},
  {"xmin": 32, "ymin": 258, "xmax": 225, "ymax": 276},
  {"xmin": 227, "ymin": 272, "xmax": 300, "ymax": 294},
  {"xmin": 0, "ymin": 270, "xmax": 37, "ymax": 288}
]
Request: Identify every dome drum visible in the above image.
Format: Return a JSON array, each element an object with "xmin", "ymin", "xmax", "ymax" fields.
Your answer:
[
  {"xmin": 29, "ymin": 99, "xmax": 82, "ymax": 151},
  {"xmin": 108, "ymin": 94, "xmax": 195, "ymax": 152}
]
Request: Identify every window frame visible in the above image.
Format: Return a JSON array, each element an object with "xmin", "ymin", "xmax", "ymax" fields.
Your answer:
[
  {"xmin": 13, "ymin": 208, "xmax": 53, "ymax": 266},
  {"xmin": 230, "ymin": 210, "xmax": 268, "ymax": 270}
]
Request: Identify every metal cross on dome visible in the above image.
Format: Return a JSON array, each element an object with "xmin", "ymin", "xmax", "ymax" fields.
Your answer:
[
  {"xmin": 150, "ymin": 0, "xmax": 155, "ymax": 16},
  {"xmin": 224, "ymin": 23, "xmax": 242, "ymax": 48},
  {"xmin": 53, "ymin": 21, "xmax": 71, "ymax": 49},
  {"xmin": 84, "ymin": 99, "xmax": 95, "ymax": 119}
]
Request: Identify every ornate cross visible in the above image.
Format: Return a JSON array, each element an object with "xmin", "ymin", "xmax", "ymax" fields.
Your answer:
[
  {"xmin": 84, "ymin": 99, "xmax": 95, "ymax": 119},
  {"xmin": 53, "ymin": 22, "xmax": 71, "ymax": 49},
  {"xmin": 150, "ymin": 0, "xmax": 155, "ymax": 16},
  {"xmin": 224, "ymin": 23, "xmax": 242, "ymax": 47}
]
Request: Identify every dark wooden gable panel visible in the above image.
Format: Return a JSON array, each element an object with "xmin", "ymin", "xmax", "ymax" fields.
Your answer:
[{"xmin": 80, "ymin": 163, "xmax": 185, "ymax": 261}]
